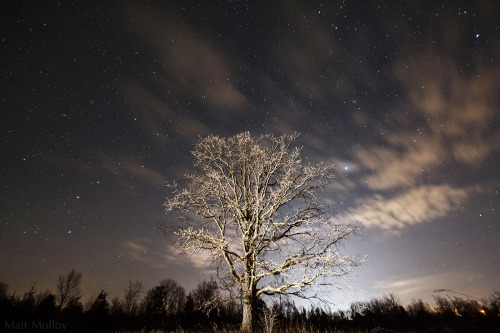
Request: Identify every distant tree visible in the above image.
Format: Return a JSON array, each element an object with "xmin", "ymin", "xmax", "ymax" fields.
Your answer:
[
  {"xmin": 110, "ymin": 297, "xmax": 124, "ymax": 315},
  {"xmin": 17, "ymin": 284, "xmax": 37, "ymax": 321},
  {"xmin": 349, "ymin": 301, "xmax": 367, "ymax": 322},
  {"xmin": 190, "ymin": 280, "xmax": 221, "ymax": 317},
  {"xmin": 451, "ymin": 297, "xmax": 481, "ymax": 317},
  {"xmin": 164, "ymin": 132, "xmax": 363, "ymax": 332},
  {"xmin": 59, "ymin": 296, "xmax": 83, "ymax": 325},
  {"xmin": 87, "ymin": 290, "xmax": 109, "ymax": 328},
  {"xmin": 0, "ymin": 282, "xmax": 10, "ymax": 322},
  {"xmin": 109, "ymin": 297, "xmax": 126, "ymax": 330},
  {"xmin": 434, "ymin": 295, "xmax": 455, "ymax": 317},
  {"xmin": 159, "ymin": 278, "xmax": 185, "ymax": 317},
  {"xmin": 142, "ymin": 278, "xmax": 185, "ymax": 328},
  {"xmin": 91, "ymin": 290, "xmax": 109, "ymax": 312},
  {"xmin": 0, "ymin": 282, "xmax": 7, "ymax": 300},
  {"xmin": 34, "ymin": 290, "xmax": 57, "ymax": 321},
  {"xmin": 55, "ymin": 269, "xmax": 82, "ymax": 309},
  {"xmin": 259, "ymin": 306, "xmax": 280, "ymax": 333},
  {"xmin": 124, "ymin": 280, "xmax": 143, "ymax": 314},
  {"xmin": 489, "ymin": 291, "xmax": 500, "ymax": 317},
  {"xmin": 142, "ymin": 286, "xmax": 166, "ymax": 323},
  {"xmin": 406, "ymin": 299, "xmax": 431, "ymax": 318},
  {"xmin": 184, "ymin": 294, "xmax": 195, "ymax": 315},
  {"xmin": 364, "ymin": 294, "xmax": 407, "ymax": 329}
]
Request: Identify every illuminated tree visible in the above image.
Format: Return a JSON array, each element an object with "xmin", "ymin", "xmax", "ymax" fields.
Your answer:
[{"xmin": 164, "ymin": 132, "xmax": 362, "ymax": 332}]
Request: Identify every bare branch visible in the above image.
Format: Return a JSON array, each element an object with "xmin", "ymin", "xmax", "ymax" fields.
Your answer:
[{"xmin": 162, "ymin": 132, "xmax": 363, "ymax": 331}]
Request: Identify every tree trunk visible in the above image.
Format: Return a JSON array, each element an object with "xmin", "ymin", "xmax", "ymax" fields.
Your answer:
[{"xmin": 241, "ymin": 288, "xmax": 256, "ymax": 332}]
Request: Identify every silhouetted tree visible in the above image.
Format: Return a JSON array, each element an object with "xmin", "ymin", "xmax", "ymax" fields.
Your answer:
[
  {"xmin": 124, "ymin": 280, "xmax": 143, "ymax": 315},
  {"xmin": 434, "ymin": 295, "xmax": 455, "ymax": 317},
  {"xmin": 59, "ymin": 296, "xmax": 83, "ymax": 326},
  {"xmin": 0, "ymin": 282, "xmax": 7, "ymax": 300},
  {"xmin": 87, "ymin": 290, "xmax": 109, "ymax": 329},
  {"xmin": 55, "ymin": 269, "xmax": 82, "ymax": 309},
  {"xmin": 142, "ymin": 286, "xmax": 166, "ymax": 326},
  {"xmin": 184, "ymin": 294, "xmax": 195, "ymax": 314},
  {"xmin": 190, "ymin": 280, "xmax": 220, "ymax": 317},
  {"xmin": 452, "ymin": 297, "xmax": 481, "ymax": 317},
  {"xmin": 142, "ymin": 278, "xmax": 185, "ymax": 329},
  {"xmin": 159, "ymin": 278, "xmax": 185, "ymax": 317},
  {"xmin": 16, "ymin": 283, "xmax": 37, "ymax": 322},
  {"xmin": 489, "ymin": 291, "xmax": 500, "ymax": 317},
  {"xmin": 34, "ymin": 290, "xmax": 57, "ymax": 322},
  {"xmin": 0, "ymin": 282, "xmax": 9, "ymax": 323},
  {"xmin": 108, "ymin": 296, "xmax": 127, "ymax": 330},
  {"xmin": 406, "ymin": 298, "xmax": 432, "ymax": 329},
  {"xmin": 406, "ymin": 298, "xmax": 431, "ymax": 318},
  {"xmin": 0, "ymin": 274, "xmax": 499, "ymax": 332},
  {"xmin": 365, "ymin": 294, "xmax": 407, "ymax": 329},
  {"xmin": 349, "ymin": 301, "xmax": 366, "ymax": 322}
]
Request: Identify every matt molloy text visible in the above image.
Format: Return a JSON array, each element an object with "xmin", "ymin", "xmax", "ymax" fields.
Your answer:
[{"xmin": 4, "ymin": 320, "xmax": 68, "ymax": 331}]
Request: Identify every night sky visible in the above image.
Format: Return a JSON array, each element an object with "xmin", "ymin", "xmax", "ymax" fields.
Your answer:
[{"xmin": 1, "ymin": 1, "xmax": 499, "ymax": 308}]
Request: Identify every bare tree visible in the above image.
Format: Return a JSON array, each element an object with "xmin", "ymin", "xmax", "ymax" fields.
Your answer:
[
  {"xmin": 259, "ymin": 306, "xmax": 280, "ymax": 333},
  {"xmin": 142, "ymin": 278, "xmax": 185, "ymax": 322},
  {"xmin": 164, "ymin": 132, "xmax": 362, "ymax": 332},
  {"xmin": 158, "ymin": 278, "xmax": 185, "ymax": 317},
  {"xmin": 55, "ymin": 269, "xmax": 82, "ymax": 309},
  {"xmin": 190, "ymin": 279, "xmax": 221, "ymax": 317},
  {"xmin": 123, "ymin": 280, "xmax": 143, "ymax": 314}
]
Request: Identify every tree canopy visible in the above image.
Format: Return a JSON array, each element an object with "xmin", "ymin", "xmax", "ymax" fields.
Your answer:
[{"xmin": 164, "ymin": 132, "xmax": 363, "ymax": 331}]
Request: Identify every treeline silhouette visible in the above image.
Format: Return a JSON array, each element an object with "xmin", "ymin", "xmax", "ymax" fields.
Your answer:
[{"xmin": 1, "ymin": 270, "xmax": 499, "ymax": 332}]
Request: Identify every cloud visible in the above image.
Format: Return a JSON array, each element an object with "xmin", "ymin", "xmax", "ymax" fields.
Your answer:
[
  {"xmin": 347, "ymin": 185, "xmax": 467, "ymax": 232},
  {"xmin": 394, "ymin": 28, "xmax": 500, "ymax": 167},
  {"xmin": 346, "ymin": 14, "xmax": 500, "ymax": 235},
  {"xmin": 96, "ymin": 151, "xmax": 166, "ymax": 191},
  {"xmin": 119, "ymin": 81, "xmax": 212, "ymax": 145},
  {"xmin": 127, "ymin": 6, "xmax": 249, "ymax": 112},
  {"xmin": 355, "ymin": 135, "xmax": 443, "ymax": 191},
  {"xmin": 122, "ymin": 161, "xmax": 166, "ymax": 188},
  {"xmin": 124, "ymin": 239, "xmax": 167, "ymax": 269},
  {"xmin": 123, "ymin": 238, "xmax": 211, "ymax": 269},
  {"xmin": 354, "ymin": 50, "xmax": 500, "ymax": 190},
  {"xmin": 41, "ymin": 155, "xmax": 96, "ymax": 173},
  {"xmin": 372, "ymin": 272, "xmax": 478, "ymax": 302}
]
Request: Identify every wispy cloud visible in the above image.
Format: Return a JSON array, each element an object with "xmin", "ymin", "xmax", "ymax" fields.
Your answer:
[
  {"xmin": 96, "ymin": 151, "xmax": 166, "ymax": 192},
  {"xmin": 395, "ymin": 47, "xmax": 500, "ymax": 167},
  {"xmin": 127, "ymin": 6, "xmax": 249, "ymax": 113},
  {"xmin": 347, "ymin": 185, "xmax": 468, "ymax": 232},
  {"xmin": 372, "ymin": 272, "xmax": 484, "ymax": 302},
  {"xmin": 123, "ymin": 238, "xmax": 211, "ymax": 269},
  {"xmin": 344, "ymin": 14, "xmax": 500, "ymax": 235},
  {"xmin": 355, "ymin": 135, "xmax": 443, "ymax": 191}
]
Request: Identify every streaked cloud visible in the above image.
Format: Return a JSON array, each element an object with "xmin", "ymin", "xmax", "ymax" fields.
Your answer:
[
  {"xmin": 96, "ymin": 151, "xmax": 166, "ymax": 191},
  {"xmin": 128, "ymin": 6, "xmax": 249, "ymax": 113},
  {"xmin": 355, "ymin": 135, "xmax": 443, "ymax": 191},
  {"xmin": 344, "ymin": 13, "xmax": 499, "ymax": 236},
  {"xmin": 394, "ymin": 27, "xmax": 500, "ymax": 167},
  {"xmin": 372, "ymin": 272, "xmax": 478, "ymax": 302},
  {"xmin": 347, "ymin": 185, "xmax": 467, "ymax": 232},
  {"xmin": 124, "ymin": 238, "xmax": 211, "ymax": 269}
]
